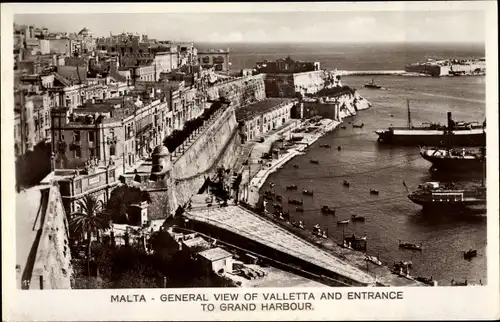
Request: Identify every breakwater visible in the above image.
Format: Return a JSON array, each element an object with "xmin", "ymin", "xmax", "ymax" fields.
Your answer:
[{"xmin": 337, "ymin": 70, "xmax": 406, "ymax": 76}]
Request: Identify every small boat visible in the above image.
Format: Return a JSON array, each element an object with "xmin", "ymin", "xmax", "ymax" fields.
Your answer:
[
  {"xmin": 296, "ymin": 206, "xmax": 304, "ymax": 212},
  {"xmin": 312, "ymin": 224, "xmax": 321, "ymax": 235},
  {"xmin": 351, "ymin": 214, "xmax": 366, "ymax": 222},
  {"xmin": 363, "ymin": 79, "xmax": 382, "ymax": 89},
  {"xmin": 302, "ymin": 189, "xmax": 314, "ymax": 196},
  {"xmin": 451, "ymin": 279, "xmax": 468, "ymax": 286},
  {"xmin": 273, "ymin": 204, "xmax": 283, "ymax": 211},
  {"xmin": 343, "ymin": 180, "xmax": 350, "ymax": 187},
  {"xmin": 278, "ymin": 213, "xmax": 285, "ymax": 220},
  {"xmin": 353, "ymin": 123, "xmax": 364, "ymax": 128},
  {"xmin": 288, "ymin": 198, "xmax": 303, "ymax": 205},
  {"xmin": 286, "ymin": 184, "xmax": 298, "ymax": 190},
  {"xmin": 370, "ymin": 189, "xmax": 380, "ymax": 195},
  {"xmin": 389, "ymin": 114, "xmax": 394, "ymax": 117},
  {"xmin": 293, "ymin": 165, "xmax": 299, "ymax": 169},
  {"xmin": 463, "ymin": 249, "xmax": 477, "ymax": 260},
  {"xmin": 337, "ymin": 220, "xmax": 349, "ymax": 225},
  {"xmin": 320, "ymin": 144, "xmax": 331, "ymax": 148},
  {"xmin": 269, "ymin": 182, "xmax": 275, "ymax": 188},
  {"xmin": 310, "ymin": 160, "xmax": 319, "ymax": 164},
  {"xmin": 341, "ymin": 126, "xmax": 346, "ymax": 129},
  {"xmin": 277, "ymin": 166, "xmax": 284, "ymax": 170},
  {"xmin": 416, "ymin": 276, "xmax": 436, "ymax": 286},
  {"xmin": 365, "ymin": 255, "xmax": 383, "ymax": 266},
  {"xmin": 264, "ymin": 189, "xmax": 275, "ymax": 197},
  {"xmin": 399, "ymin": 240, "xmax": 423, "ymax": 251},
  {"xmin": 337, "ymin": 146, "xmax": 342, "ymax": 151},
  {"xmin": 321, "ymin": 205, "xmax": 336, "ymax": 215},
  {"xmin": 292, "ymin": 221, "xmax": 305, "ymax": 230}
]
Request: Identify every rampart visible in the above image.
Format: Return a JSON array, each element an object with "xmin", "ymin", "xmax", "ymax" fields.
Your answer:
[
  {"xmin": 28, "ymin": 184, "xmax": 72, "ymax": 289},
  {"xmin": 206, "ymin": 74, "xmax": 266, "ymax": 109},
  {"xmin": 167, "ymin": 105, "xmax": 241, "ymax": 215}
]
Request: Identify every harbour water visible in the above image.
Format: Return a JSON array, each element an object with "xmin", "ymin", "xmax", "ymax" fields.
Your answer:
[
  {"xmin": 204, "ymin": 41, "xmax": 487, "ymax": 285},
  {"xmin": 261, "ymin": 74, "xmax": 487, "ymax": 285}
]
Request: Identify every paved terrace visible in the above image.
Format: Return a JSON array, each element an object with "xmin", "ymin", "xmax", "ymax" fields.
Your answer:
[
  {"xmin": 16, "ymin": 185, "xmax": 50, "ymax": 288},
  {"xmin": 184, "ymin": 205, "xmax": 375, "ymax": 286}
]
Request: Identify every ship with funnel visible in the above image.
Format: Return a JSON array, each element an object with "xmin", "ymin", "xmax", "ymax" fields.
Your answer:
[{"xmin": 375, "ymin": 100, "xmax": 486, "ymax": 147}]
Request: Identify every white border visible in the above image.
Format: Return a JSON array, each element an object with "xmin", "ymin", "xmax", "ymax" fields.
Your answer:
[{"xmin": 1, "ymin": 2, "xmax": 499, "ymax": 321}]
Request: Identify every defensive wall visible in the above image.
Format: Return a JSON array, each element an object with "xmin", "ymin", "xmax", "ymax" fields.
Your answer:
[
  {"xmin": 17, "ymin": 183, "xmax": 72, "ymax": 289},
  {"xmin": 206, "ymin": 74, "xmax": 266, "ymax": 109},
  {"xmin": 167, "ymin": 104, "xmax": 241, "ymax": 216},
  {"xmin": 302, "ymin": 91, "xmax": 371, "ymax": 120},
  {"xmin": 264, "ymin": 70, "xmax": 329, "ymax": 97}
]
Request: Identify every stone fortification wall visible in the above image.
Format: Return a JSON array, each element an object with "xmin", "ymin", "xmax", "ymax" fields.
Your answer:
[
  {"xmin": 167, "ymin": 106, "xmax": 241, "ymax": 215},
  {"xmin": 264, "ymin": 70, "xmax": 342, "ymax": 97},
  {"xmin": 206, "ymin": 74, "xmax": 266, "ymax": 109},
  {"xmin": 302, "ymin": 91, "xmax": 371, "ymax": 120},
  {"xmin": 30, "ymin": 184, "xmax": 72, "ymax": 289}
]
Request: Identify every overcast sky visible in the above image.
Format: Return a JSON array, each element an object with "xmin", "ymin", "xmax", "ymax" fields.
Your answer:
[{"xmin": 14, "ymin": 11, "xmax": 485, "ymax": 44}]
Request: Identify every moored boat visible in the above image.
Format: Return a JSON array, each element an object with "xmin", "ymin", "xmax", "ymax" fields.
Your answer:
[
  {"xmin": 321, "ymin": 205, "xmax": 336, "ymax": 215},
  {"xmin": 337, "ymin": 219, "xmax": 349, "ymax": 225},
  {"xmin": 420, "ymin": 146, "xmax": 485, "ymax": 171},
  {"xmin": 463, "ymin": 249, "xmax": 478, "ymax": 260},
  {"xmin": 353, "ymin": 123, "xmax": 365, "ymax": 128},
  {"xmin": 399, "ymin": 240, "xmax": 423, "ymax": 251},
  {"xmin": 343, "ymin": 180, "xmax": 350, "ymax": 187},
  {"xmin": 302, "ymin": 189, "xmax": 314, "ymax": 196},
  {"xmin": 310, "ymin": 159, "xmax": 319, "ymax": 164},
  {"xmin": 370, "ymin": 189, "xmax": 379, "ymax": 195},
  {"xmin": 288, "ymin": 198, "xmax": 303, "ymax": 205},
  {"xmin": 286, "ymin": 184, "xmax": 298, "ymax": 190},
  {"xmin": 407, "ymin": 181, "xmax": 486, "ymax": 211},
  {"xmin": 375, "ymin": 100, "xmax": 486, "ymax": 147},
  {"xmin": 365, "ymin": 255, "xmax": 383, "ymax": 266},
  {"xmin": 363, "ymin": 79, "xmax": 383, "ymax": 89},
  {"xmin": 351, "ymin": 214, "xmax": 366, "ymax": 222},
  {"xmin": 416, "ymin": 276, "xmax": 437, "ymax": 286}
]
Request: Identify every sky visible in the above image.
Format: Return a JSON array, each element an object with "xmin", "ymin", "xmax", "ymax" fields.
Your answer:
[{"xmin": 14, "ymin": 11, "xmax": 485, "ymax": 44}]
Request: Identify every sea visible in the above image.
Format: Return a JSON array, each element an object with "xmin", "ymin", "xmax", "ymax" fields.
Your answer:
[{"xmin": 205, "ymin": 42, "xmax": 487, "ymax": 286}]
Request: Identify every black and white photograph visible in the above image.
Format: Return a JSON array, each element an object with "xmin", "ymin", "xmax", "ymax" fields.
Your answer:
[{"xmin": 2, "ymin": 1, "xmax": 499, "ymax": 321}]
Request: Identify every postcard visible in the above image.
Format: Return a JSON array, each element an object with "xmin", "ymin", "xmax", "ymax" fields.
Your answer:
[{"xmin": 1, "ymin": 1, "xmax": 498, "ymax": 321}]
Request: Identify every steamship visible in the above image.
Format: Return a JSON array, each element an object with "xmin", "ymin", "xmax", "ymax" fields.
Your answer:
[
  {"xmin": 420, "ymin": 147, "xmax": 486, "ymax": 171},
  {"xmin": 407, "ymin": 182, "xmax": 486, "ymax": 211},
  {"xmin": 375, "ymin": 100, "xmax": 486, "ymax": 147}
]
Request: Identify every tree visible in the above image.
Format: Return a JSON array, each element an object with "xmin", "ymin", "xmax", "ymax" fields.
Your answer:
[{"xmin": 69, "ymin": 194, "xmax": 111, "ymax": 277}]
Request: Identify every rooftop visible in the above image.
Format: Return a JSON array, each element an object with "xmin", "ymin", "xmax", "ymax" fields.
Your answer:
[
  {"xmin": 182, "ymin": 236, "xmax": 212, "ymax": 250},
  {"xmin": 197, "ymin": 247, "xmax": 232, "ymax": 262},
  {"xmin": 184, "ymin": 205, "xmax": 375, "ymax": 285},
  {"xmin": 235, "ymin": 98, "xmax": 295, "ymax": 121}
]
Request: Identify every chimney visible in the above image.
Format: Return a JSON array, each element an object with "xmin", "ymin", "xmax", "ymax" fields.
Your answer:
[{"xmin": 447, "ymin": 111, "xmax": 453, "ymax": 129}]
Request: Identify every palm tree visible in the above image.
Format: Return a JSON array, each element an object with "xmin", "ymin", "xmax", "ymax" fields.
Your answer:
[{"xmin": 70, "ymin": 194, "xmax": 111, "ymax": 277}]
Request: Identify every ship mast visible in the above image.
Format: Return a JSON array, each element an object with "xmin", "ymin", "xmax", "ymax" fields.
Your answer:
[{"xmin": 407, "ymin": 99, "xmax": 412, "ymax": 128}]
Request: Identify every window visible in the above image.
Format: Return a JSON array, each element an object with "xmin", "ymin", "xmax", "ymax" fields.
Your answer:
[
  {"xmin": 74, "ymin": 149, "xmax": 81, "ymax": 158},
  {"xmin": 75, "ymin": 180, "xmax": 82, "ymax": 190},
  {"xmin": 110, "ymin": 145, "xmax": 116, "ymax": 156},
  {"xmin": 73, "ymin": 131, "xmax": 80, "ymax": 142},
  {"xmin": 88, "ymin": 132, "xmax": 95, "ymax": 143},
  {"xmin": 89, "ymin": 148, "xmax": 96, "ymax": 157}
]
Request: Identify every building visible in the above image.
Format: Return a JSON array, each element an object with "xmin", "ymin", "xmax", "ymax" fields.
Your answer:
[
  {"xmin": 50, "ymin": 93, "xmax": 169, "ymax": 172},
  {"xmin": 198, "ymin": 48, "xmax": 230, "ymax": 71},
  {"xmin": 197, "ymin": 247, "xmax": 233, "ymax": 275},
  {"xmin": 255, "ymin": 56, "xmax": 320, "ymax": 74},
  {"xmin": 235, "ymin": 98, "xmax": 297, "ymax": 141},
  {"xmin": 45, "ymin": 164, "xmax": 120, "ymax": 215}
]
